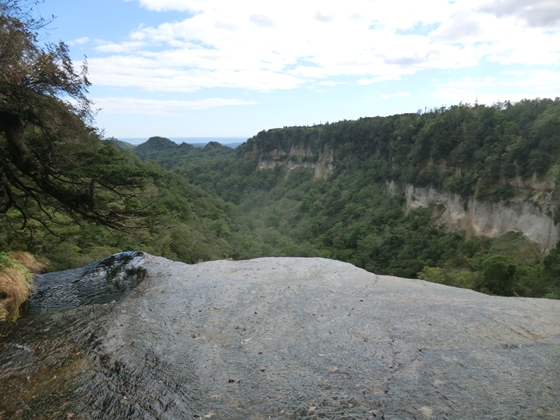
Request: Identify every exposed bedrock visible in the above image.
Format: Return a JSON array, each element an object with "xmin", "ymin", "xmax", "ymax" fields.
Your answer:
[
  {"xmin": 257, "ymin": 145, "xmax": 334, "ymax": 180},
  {"xmin": 1, "ymin": 254, "xmax": 559, "ymax": 419},
  {"xmin": 388, "ymin": 181, "xmax": 560, "ymax": 251},
  {"xmin": 28, "ymin": 251, "xmax": 147, "ymax": 314}
]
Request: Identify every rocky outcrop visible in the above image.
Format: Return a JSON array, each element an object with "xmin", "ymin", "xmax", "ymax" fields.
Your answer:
[
  {"xmin": 258, "ymin": 144, "xmax": 334, "ymax": 180},
  {"xmin": 1, "ymin": 254, "xmax": 560, "ymax": 419},
  {"xmin": 388, "ymin": 181, "xmax": 560, "ymax": 251},
  {"xmin": 28, "ymin": 251, "xmax": 146, "ymax": 314}
]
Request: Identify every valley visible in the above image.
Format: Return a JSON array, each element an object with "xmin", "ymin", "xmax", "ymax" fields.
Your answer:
[{"xmin": 128, "ymin": 99, "xmax": 560, "ymax": 298}]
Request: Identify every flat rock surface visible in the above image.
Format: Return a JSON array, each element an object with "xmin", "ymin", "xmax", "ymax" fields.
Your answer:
[{"xmin": 1, "ymin": 255, "xmax": 560, "ymax": 419}]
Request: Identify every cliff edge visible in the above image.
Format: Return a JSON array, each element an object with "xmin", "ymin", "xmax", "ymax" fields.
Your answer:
[{"xmin": 1, "ymin": 255, "xmax": 559, "ymax": 419}]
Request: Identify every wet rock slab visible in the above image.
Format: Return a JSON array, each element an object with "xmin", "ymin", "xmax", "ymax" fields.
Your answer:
[{"xmin": 1, "ymin": 255, "xmax": 560, "ymax": 419}]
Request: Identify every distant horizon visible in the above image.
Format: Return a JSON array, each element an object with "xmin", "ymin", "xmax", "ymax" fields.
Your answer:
[{"xmin": 118, "ymin": 137, "xmax": 249, "ymax": 146}]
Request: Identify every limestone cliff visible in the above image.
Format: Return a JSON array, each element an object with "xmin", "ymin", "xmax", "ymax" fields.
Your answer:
[
  {"xmin": 257, "ymin": 144, "xmax": 334, "ymax": 180},
  {"xmin": 388, "ymin": 180, "xmax": 560, "ymax": 251},
  {"xmin": 247, "ymin": 122, "xmax": 560, "ymax": 251}
]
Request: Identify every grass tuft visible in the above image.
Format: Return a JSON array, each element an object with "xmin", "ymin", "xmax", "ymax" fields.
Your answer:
[{"xmin": 0, "ymin": 252, "xmax": 47, "ymax": 322}]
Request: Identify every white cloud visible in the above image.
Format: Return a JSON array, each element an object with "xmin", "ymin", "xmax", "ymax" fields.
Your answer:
[
  {"xmin": 94, "ymin": 97, "xmax": 257, "ymax": 115},
  {"xmin": 91, "ymin": 0, "xmax": 560, "ymax": 94},
  {"xmin": 88, "ymin": 54, "xmax": 305, "ymax": 92},
  {"xmin": 94, "ymin": 41, "xmax": 148, "ymax": 53},
  {"xmin": 318, "ymin": 81, "xmax": 346, "ymax": 86},
  {"xmin": 479, "ymin": 0, "xmax": 560, "ymax": 29},
  {"xmin": 501, "ymin": 70, "xmax": 527, "ymax": 76},
  {"xmin": 125, "ymin": 0, "xmax": 198, "ymax": 12},
  {"xmin": 430, "ymin": 70, "xmax": 560, "ymax": 103},
  {"xmin": 314, "ymin": 11, "xmax": 334, "ymax": 23},
  {"xmin": 358, "ymin": 75, "xmax": 404, "ymax": 85},
  {"xmin": 249, "ymin": 14, "xmax": 276, "ymax": 28},
  {"xmin": 68, "ymin": 37, "xmax": 90, "ymax": 46}
]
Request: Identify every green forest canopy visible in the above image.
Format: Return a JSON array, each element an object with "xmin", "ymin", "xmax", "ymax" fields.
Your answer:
[
  {"xmin": 0, "ymin": 0, "xmax": 161, "ymax": 233},
  {"xmin": 0, "ymin": 1, "xmax": 257, "ymax": 271}
]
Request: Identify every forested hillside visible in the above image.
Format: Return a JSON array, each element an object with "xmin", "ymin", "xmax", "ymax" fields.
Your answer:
[
  {"xmin": 0, "ymin": 0, "xmax": 266, "ymax": 272},
  {"xmin": 0, "ymin": 0, "xmax": 275, "ymax": 274},
  {"xmin": 133, "ymin": 99, "xmax": 560, "ymax": 299}
]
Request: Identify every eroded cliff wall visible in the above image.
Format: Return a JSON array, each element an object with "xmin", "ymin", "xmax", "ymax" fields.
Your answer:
[
  {"xmin": 257, "ymin": 144, "xmax": 334, "ymax": 180},
  {"xmin": 388, "ymin": 181, "xmax": 559, "ymax": 251},
  {"xmin": 249, "ymin": 127, "xmax": 560, "ymax": 251}
]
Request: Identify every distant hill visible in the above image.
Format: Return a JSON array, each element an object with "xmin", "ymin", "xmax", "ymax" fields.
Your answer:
[
  {"xmin": 119, "ymin": 137, "xmax": 247, "ymax": 148},
  {"xmin": 132, "ymin": 137, "xmax": 236, "ymax": 169},
  {"xmin": 190, "ymin": 142, "xmax": 243, "ymax": 149},
  {"xmin": 106, "ymin": 138, "xmax": 136, "ymax": 150},
  {"xmin": 133, "ymin": 136, "xmax": 187, "ymax": 159}
]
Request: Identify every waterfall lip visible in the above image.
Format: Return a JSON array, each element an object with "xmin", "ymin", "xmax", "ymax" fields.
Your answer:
[
  {"xmin": 27, "ymin": 251, "xmax": 147, "ymax": 314},
  {"xmin": 2, "ymin": 255, "xmax": 560, "ymax": 419}
]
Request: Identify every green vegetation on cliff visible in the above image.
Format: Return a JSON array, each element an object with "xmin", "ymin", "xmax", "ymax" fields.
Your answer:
[{"xmin": 238, "ymin": 99, "xmax": 560, "ymax": 200}]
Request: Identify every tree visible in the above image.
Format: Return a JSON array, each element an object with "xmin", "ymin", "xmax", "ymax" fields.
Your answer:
[
  {"xmin": 477, "ymin": 254, "xmax": 517, "ymax": 296},
  {"xmin": 0, "ymin": 1, "xmax": 160, "ymax": 232}
]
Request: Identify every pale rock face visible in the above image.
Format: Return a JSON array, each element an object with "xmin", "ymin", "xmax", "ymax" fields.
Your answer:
[
  {"xmin": 388, "ymin": 181, "xmax": 560, "ymax": 251},
  {"xmin": 257, "ymin": 145, "xmax": 334, "ymax": 180},
  {"xmin": 255, "ymin": 141, "xmax": 559, "ymax": 249}
]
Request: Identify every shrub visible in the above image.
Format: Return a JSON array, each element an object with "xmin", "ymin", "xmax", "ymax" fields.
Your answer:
[{"xmin": 476, "ymin": 254, "xmax": 517, "ymax": 296}]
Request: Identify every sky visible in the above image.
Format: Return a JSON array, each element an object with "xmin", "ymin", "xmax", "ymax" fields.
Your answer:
[{"xmin": 34, "ymin": 0, "xmax": 560, "ymax": 140}]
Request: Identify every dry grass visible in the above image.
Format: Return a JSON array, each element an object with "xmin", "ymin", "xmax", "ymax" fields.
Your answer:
[
  {"xmin": 0, "ymin": 267, "xmax": 31, "ymax": 321},
  {"xmin": 0, "ymin": 252, "xmax": 46, "ymax": 322},
  {"xmin": 8, "ymin": 251, "xmax": 47, "ymax": 273}
]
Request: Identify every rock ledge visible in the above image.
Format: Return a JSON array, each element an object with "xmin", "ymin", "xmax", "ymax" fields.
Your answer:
[{"xmin": 1, "ymin": 255, "xmax": 559, "ymax": 419}]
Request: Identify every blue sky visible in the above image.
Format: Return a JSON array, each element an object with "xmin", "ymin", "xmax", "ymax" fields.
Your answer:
[{"xmin": 36, "ymin": 0, "xmax": 560, "ymax": 140}]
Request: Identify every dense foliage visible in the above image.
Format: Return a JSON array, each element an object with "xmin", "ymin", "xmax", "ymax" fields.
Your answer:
[
  {"xmin": 0, "ymin": 146, "xmax": 271, "ymax": 271},
  {"xmin": 238, "ymin": 99, "xmax": 560, "ymax": 200},
  {"xmin": 0, "ymin": 1, "xmax": 159, "ymax": 233},
  {"xmin": 0, "ymin": 2, "xmax": 261, "ymax": 272}
]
